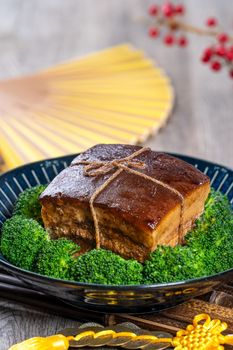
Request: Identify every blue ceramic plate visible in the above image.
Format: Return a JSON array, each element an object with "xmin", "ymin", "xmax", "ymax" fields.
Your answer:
[{"xmin": 0, "ymin": 153, "xmax": 232, "ymax": 313}]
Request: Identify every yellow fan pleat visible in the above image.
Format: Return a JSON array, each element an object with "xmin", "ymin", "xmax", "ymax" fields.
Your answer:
[{"xmin": 0, "ymin": 44, "xmax": 174, "ymax": 170}]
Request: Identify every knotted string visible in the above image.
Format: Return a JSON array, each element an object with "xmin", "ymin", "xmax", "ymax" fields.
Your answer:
[{"xmin": 74, "ymin": 147, "xmax": 184, "ymax": 249}]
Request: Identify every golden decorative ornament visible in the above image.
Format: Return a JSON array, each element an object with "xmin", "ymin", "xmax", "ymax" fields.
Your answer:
[
  {"xmin": 171, "ymin": 313, "xmax": 233, "ymax": 350},
  {"xmin": 8, "ymin": 314, "xmax": 233, "ymax": 350}
]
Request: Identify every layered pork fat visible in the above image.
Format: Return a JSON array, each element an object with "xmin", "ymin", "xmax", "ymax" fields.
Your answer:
[{"xmin": 40, "ymin": 145, "xmax": 210, "ymax": 262}]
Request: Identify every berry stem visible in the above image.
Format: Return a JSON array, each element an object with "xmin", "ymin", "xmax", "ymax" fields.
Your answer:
[{"xmin": 157, "ymin": 17, "xmax": 233, "ymax": 43}]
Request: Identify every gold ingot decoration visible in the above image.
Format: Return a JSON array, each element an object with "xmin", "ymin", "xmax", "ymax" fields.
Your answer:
[
  {"xmin": 0, "ymin": 44, "xmax": 174, "ymax": 170},
  {"xmin": 8, "ymin": 313, "xmax": 233, "ymax": 350}
]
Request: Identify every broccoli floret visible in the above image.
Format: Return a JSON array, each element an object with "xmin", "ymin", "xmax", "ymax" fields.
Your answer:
[
  {"xmin": 72, "ymin": 249, "xmax": 143, "ymax": 285},
  {"xmin": 143, "ymin": 189, "xmax": 233, "ymax": 284},
  {"xmin": 36, "ymin": 238, "xmax": 80, "ymax": 280},
  {"xmin": 143, "ymin": 245, "xmax": 207, "ymax": 284},
  {"xmin": 13, "ymin": 185, "xmax": 46, "ymax": 224},
  {"xmin": 186, "ymin": 189, "xmax": 233, "ymax": 274},
  {"xmin": 1, "ymin": 215, "xmax": 48, "ymax": 270}
]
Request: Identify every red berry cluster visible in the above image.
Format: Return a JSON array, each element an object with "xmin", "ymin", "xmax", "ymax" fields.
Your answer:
[
  {"xmin": 148, "ymin": 2, "xmax": 188, "ymax": 48},
  {"xmin": 201, "ymin": 18, "xmax": 233, "ymax": 78},
  {"xmin": 147, "ymin": 3, "xmax": 233, "ymax": 79}
]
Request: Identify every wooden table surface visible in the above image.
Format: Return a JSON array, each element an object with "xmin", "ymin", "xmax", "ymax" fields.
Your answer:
[{"xmin": 0, "ymin": 0, "xmax": 232, "ymax": 349}]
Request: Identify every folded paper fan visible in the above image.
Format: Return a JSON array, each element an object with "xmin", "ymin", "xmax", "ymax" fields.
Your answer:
[{"xmin": 0, "ymin": 44, "xmax": 174, "ymax": 170}]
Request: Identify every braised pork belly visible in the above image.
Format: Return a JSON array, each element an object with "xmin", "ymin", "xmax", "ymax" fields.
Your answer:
[{"xmin": 40, "ymin": 144, "xmax": 210, "ymax": 262}]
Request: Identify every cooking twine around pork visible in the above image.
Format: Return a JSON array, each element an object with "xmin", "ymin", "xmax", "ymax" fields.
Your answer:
[{"xmin": 75, "ymin": 147, "xmax": 184, "ymax": 249}]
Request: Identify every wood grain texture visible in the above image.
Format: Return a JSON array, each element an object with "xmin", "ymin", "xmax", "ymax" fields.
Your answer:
[
  {"xmin": 0, "ymin": 299, "xmax": 81, "ymax": 349},
  {"xmin": 0, "ymin": 0, "xmax": 232, "ymax": 349}
]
